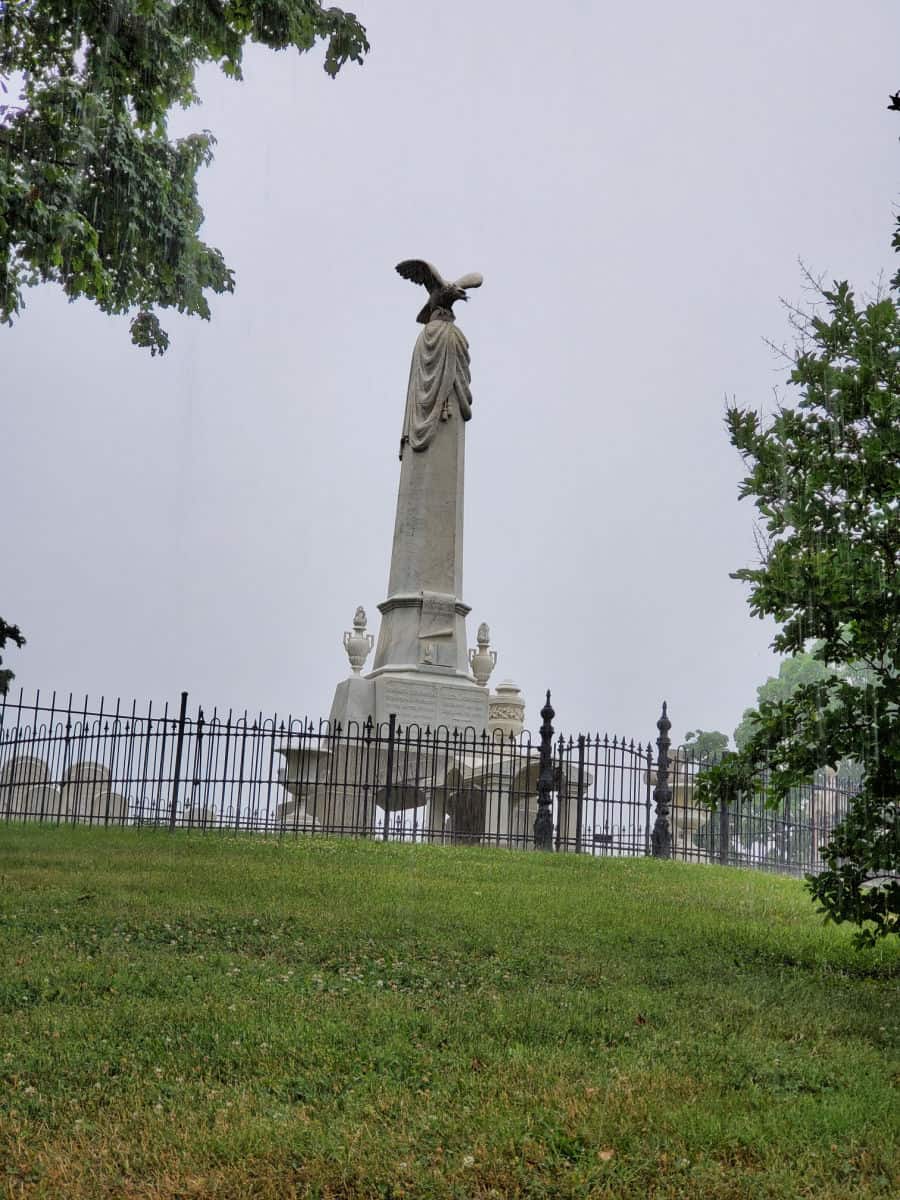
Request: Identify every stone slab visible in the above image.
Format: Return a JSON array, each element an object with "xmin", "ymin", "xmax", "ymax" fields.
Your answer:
[{"xmin": 373, "ymin": 673, "xmax": 488, "ymax": 733}]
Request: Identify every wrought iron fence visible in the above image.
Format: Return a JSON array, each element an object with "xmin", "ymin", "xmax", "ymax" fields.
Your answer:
[{"xmin": 0, "ymin": 689, "xmax": 856, "ymax": 875}]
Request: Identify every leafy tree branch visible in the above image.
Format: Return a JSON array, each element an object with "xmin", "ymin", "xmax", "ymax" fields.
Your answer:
[
  {"xmin": 0, "ymin": 616, "xmax": 25, "ymax": 695},
  {"xmin": 1, "ymin": 1, "xmax": 369, "ymax": 353}
]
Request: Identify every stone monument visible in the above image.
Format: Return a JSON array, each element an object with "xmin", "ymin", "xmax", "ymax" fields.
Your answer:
[{"xmin": 329, "ymin": 260, "xmax": 495, "ymax": 732}]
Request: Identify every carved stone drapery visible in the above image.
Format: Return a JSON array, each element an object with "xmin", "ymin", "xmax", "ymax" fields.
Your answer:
[{"xmin": 400, "ymin": 313, "xmax": 472, "ymax": 457}]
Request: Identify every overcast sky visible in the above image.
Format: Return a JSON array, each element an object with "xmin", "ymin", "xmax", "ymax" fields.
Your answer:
[{"xmin": 4, "ymin": 0, "xmax": 899, "ymax": 744}]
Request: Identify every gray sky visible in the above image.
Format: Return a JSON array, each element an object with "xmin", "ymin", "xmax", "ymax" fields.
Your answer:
[{"xmin": 4, "ymin": 0, "xmax": 899, "ymax": 744}]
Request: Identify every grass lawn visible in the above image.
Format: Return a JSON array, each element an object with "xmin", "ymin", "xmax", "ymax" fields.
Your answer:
[{"xmin": 0, "ymin": 826, "xmax": 897, "ymax": 1199}]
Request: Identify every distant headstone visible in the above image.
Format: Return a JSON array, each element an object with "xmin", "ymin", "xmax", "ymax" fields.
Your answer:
[
  {"xmin": 0, "ymin": 755, "xmax": 51, "ymax": 818},
  {"xmin": 62, "ymin": 761, "xmax": 111, "ymax": 821},
  {"xmin": 23, "ymin": 785, "xmax": 62, "ymax": 820}
]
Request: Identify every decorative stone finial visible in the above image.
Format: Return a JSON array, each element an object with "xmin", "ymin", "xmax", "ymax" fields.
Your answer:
[
  {"xmin": 343, "ymin": 607, "xmax": 374, "ymax": 675},
  {"xmin": 469, "ymin": 621, "xmax": 497, "ymax": 687}
]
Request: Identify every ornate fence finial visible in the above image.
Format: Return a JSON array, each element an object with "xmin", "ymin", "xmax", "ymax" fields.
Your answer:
[
  {"xmin": 534, "ymin": 689, "xmax": 555, "ymax": 850},
  {"xmin": 343, "ymin": 606, "xmax": 374, "ymax": 675},
  {"xmin": 651, "ymin": 700, "xmax": 672, "ymax": 858}
]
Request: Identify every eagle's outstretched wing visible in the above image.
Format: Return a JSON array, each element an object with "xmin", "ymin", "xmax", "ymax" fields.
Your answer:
[
  {"xmin": 396, "ymin": 260, "xmax": 446, "ymax": 292},
  {"xmin": 453, "ymin": 272, "xmax": 483, "ymax": 291}
]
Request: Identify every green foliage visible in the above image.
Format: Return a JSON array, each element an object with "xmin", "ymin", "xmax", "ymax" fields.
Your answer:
[
  {"xmin": 0, "ymin": 1, "xmax": 369, "ymax": 352},
  {"xmin": 679, "ymin": 729, "xmax": 730, "ymax": 759},
  {"xmin": 733, "ymin": 650, "xmax": 836, "ymax": 751},
  {"xmin": 0, "ymin": 827, "xmax": 897, "ymax": 1198},
  {"xmin": 0, "ymin": 615, "xmax": 25, "ymax": 695},
  {"xmin": 698, "ymin": 267, "xmax": 900, "ymax": 944}
]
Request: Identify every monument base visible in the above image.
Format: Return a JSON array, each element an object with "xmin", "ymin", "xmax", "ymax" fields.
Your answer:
[
  {"xmin": 373, "ymin": 670, "xmax": 489, "ymax": 732},
  {"xmin": 328, "ymin": 675, "xmax": 376, "ymax": 730},
  {"xmin": 329, "ymin": 670, "xmax": 489, "ymax": 734}
]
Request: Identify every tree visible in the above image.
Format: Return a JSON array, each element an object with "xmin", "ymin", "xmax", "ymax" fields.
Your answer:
[
  {"xmin": 698, "ymin": 196, "xmax": 899, "ymax": 943},
  {"xmin": 733, "ymin": 649, "xmax": 873, "ymax": 786},
  {"xmin": 0, "ymin": 617, "xmax": 25, "ymax": 695},
  {"xmin": 733, "ymin": 650, "xmax": 837, "ymax": 751},
  {"xmin": 680, "ymin": 729, "xmax": 730, "ymax": 759},
  {"xmin": 1, "ymin": 1, "xmax": 369, "ymax": 354}
]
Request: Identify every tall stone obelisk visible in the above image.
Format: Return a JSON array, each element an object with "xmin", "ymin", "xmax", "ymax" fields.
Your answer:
[{"xmin": 329, "ymin": 260, "xmax": 491, "ymax": 732}]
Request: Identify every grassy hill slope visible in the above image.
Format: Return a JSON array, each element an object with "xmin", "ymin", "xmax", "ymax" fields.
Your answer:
[{"xmin": 0, "ymin": 826, "xmax": 897, "ymax": 1199}]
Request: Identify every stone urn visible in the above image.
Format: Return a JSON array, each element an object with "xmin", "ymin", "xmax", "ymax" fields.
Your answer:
[
  {"xmin": 488, "ymin": 680, "xmax": 526, "ymax": 738},
  {"xmin": 469, "ymin": 622, "xmax": 497, "ymax": 687},
  {"xmin": 343, "ymin": 606, "xmax": 374, "ymax": 675}
]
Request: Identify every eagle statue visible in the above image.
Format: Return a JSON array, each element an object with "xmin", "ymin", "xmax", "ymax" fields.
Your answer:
[{"xmin": 395, "ymin": 260, "xmax": 483, "ymax": 324}]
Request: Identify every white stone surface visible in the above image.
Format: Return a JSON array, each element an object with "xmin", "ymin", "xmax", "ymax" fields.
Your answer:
[
  {"xmin": 61, "ymin": 761, "xmax": 112, "ymax": 819},
  {"xmin": 324, "ymin": 311, "xmax": 498, "ymax": 744},
  {"xmin": 488, "ymin": 680, "xmax": 527, "ymax": 737},
  {"xmin": 371, "ymin": 315, "xmax": 473, "ymax": 684},
  {"xmin": 67, "ymin": 785, "xmax": 127, "ymax": 823},
  {"xmin": 21, "ymin": 784, "xmax": 62, "ymax": 819},
  {"xmin": 273, "ymin": 797, "xmax": 319, "ymax": 829},
  {"xmin": 343, "ymin": 606, "xmax": 374, "ymax": 674},
  {"xmin": 373, "ymin": 671, "xmax": 488, "ymax": 732},
  {"xmin": 469, "ymin": 621, "xmax": 497, "ymax": 687},
  {"xmin": 328, "ymin": 674, "xmax": 376, "ymax": 729},
  {"xmin": 328, "ymin": 669, "xmax": 490, "ymax": 734},
  {"xmin": 0, "ymin": 755, "xmax": 50, "ymax": 818}
]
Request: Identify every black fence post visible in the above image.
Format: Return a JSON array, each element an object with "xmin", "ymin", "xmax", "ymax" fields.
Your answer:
[
  {"xmin": 718, "ymin": 792, "xmax": 730, "ymax": 865},
  {"xmin": 650, "ymin": 701, "xmax": 672, "ymax": 859},
  {"xmin": 574, "ymin": 734, "xmax": 586, "ymax": 854},
  {"xmin": 362, "ymin": 717, "xmax": 374, "ymax": 836},
  {"xmin": 382, "ymin": 712, "xmax": 397, "ymax": 842},
  {"xmin": 533, "ymin": 691, "xmax": 555, "ymax": 850},
  {"xmin": 554, "ymin": 736, "xmax": 567, "ymax": 852},
  {"xmin": 3, "ymin": 726, "xmax": 20, "ymax": 822},
  {"xmin": 192, "ymin": 707, "xmax": 205, "ymax": 828},
  {"xmin": 168, "ymin": 691, "xmax": 189, "ymax": 833}
]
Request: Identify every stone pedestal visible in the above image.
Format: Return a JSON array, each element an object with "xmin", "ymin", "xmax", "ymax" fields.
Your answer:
[
  {"xmin": 372, "ymin": 592, "xmax": 472, "ymax": 679},
  {"xmin": 488, "ymin": 680, "xmax": 527, "ymax": 738},
  {"xmin": 329, "ymin": 669, "xmax": 489, "ymax": 733},
  {"xmin": 329, "ymin": 674, "xmax": 376, "ymax": 730},
  {"xmin": 372, "ymin": 670, "xmax": 488, "ymax": 732}
]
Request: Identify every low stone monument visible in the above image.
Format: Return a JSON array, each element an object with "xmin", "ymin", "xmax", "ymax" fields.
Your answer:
[
  {"xmin": 62, "ymin": 762, "xmax": 127, "ymax": 823},
  {"xmin": 0, "ymin": 755, "xmax": 51, "ymax": 818},
  {"xmin": 0, "ymin": 756, "xmax": 127, "ymax": 823}
]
